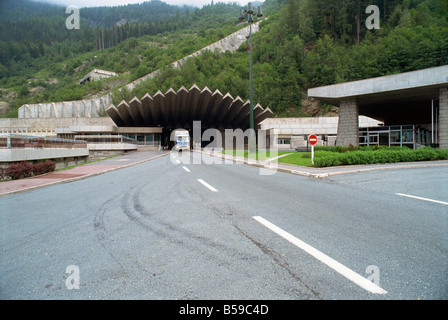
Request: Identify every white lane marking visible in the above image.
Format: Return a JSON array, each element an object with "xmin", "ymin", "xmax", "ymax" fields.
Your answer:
[
  {"xmin": 253, "ymin": 216, "xmax": 388, "ymax": 295},
  {"xmin": 175, "ymin": 159, "xmax": 181, "ymax": 164},
  {"xmin": 395, "ymin": 193, "xmax": 448, "ymax": 206},
  {"xmin": 197, "ymin": 179, "xmax": 218, "ymax": 192},
  {"xmin": 182, "ymin": 166, "xmax": 191, "ymax": 173}
]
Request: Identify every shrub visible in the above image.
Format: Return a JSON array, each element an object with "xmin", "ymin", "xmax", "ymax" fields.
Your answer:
[
  {"xmin": 314, "ymin": 154, "xmax": 342, "ymax": 167},
  {"xmin": 33, "ymin": 162, "xmax": 47, "ymax": 175},
  {"xmin": 313, "ymin": 147, "xmax": 448, "ymax": 167},
  {"xmin": 7, "ymin": 161, "xmax": 33, "ymax": 180},
  {"xmin": 4, "ymin": 160, "xmax": 56, "ymax": 180},
  {"xmin": 44, "ymin": 160, "xmax": 56, "ymax": 173},
  {"xmin": 436, "ymin": 149, "xmax": 448, "ymax": 159}
]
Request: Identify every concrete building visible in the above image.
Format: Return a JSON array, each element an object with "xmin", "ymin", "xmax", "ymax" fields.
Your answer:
[
  {"xmin": 79, "ymin": 69, "xmax": 118, "ymax": 85},
  {"xmin": 308, "ymin": 65, "xmax": 448, "ymax": 149},
  {"xmin": 260, "ymin": 116, "xmax": 383, "ymax": 150}
]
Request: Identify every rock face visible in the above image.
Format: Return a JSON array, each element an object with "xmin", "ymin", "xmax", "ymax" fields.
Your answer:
[
  {"xmin": 0, "ymin": 101, "xmax": 11, "ymax": 115},
  {"xmin": 301, "ymin": 97, "xmax": 321, "ymax": 116}
]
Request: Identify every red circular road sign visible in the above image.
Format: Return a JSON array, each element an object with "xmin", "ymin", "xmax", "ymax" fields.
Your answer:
[{"xmin": 308, "ymin": 134, "xmax": 318, "ymax": 146}]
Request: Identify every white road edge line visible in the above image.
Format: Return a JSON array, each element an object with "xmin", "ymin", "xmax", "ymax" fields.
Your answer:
[
  {"xmin": 395, "ymin": 193, "xmax": 448, "ymax": 206},
  {"xmin": 253, "ymin": 216, "xmax": 388, "ymax": 295},
  {"xmin": 182, "ymin": 166, "xmax": 191, "ymax": 173},
  {"xmin": 197, "ymin": 179, "xmax": 218, "ymax": 192}
]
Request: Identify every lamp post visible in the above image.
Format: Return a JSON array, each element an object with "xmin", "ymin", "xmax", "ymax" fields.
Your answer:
[{"xmin": 240, "ymin": 3, "xmax": 263, "ymax": 154}]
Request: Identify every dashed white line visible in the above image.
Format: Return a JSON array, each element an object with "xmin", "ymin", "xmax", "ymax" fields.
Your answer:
[
  {"xmin": 396, "ymin": 193, "xmax": 448, "ymax": 206},
  {"xmin": 253, "ymin": 216, "xmax": 388, "ymax": 295},
  {"xmin": 182, "ymin": 166, "xmax": 191, "ymax": 173},
  {"xmin": 197, "ymin": 179, "xmax": 218, "ymax": 192}
]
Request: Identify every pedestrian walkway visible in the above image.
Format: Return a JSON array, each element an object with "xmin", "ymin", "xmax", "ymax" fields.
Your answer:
[{"xmin": 0, "ymin": 150, "xmax": 168, "ymax": 197}]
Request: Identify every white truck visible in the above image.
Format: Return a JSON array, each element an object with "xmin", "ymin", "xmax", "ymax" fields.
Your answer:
[{"xmin": 172, "ymin": 129, "xmax": 190, "ymax": 151}]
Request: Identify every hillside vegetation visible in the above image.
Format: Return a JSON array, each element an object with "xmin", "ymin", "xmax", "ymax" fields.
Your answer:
[{"xmin": 1, "ymin": 0, "xmax": 447, "ymax": 118}]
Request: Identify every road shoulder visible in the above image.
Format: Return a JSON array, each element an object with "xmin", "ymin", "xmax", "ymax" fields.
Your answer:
[{"xmin": 0, "ymin": 150, "xmax": 168, "ymax": 197}]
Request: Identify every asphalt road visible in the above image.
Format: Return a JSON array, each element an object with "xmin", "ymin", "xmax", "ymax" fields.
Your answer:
[{"xmin": 1, "ymin": 151, "xmax": 447, "ymax": 300}]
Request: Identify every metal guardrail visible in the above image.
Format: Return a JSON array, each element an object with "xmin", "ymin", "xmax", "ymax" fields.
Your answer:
[
  {"xmin": 0, "ymin": 134, "xmax": 87, "ymax": 149},
  {"xmin": 74, "ymin": 135, "xmax": 138, "ymax": 144}
]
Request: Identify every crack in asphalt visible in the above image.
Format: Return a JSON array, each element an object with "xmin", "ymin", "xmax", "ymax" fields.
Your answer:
[{"xmin": 232, "ymin": 224, "xmax": 323, "ymax": 300}]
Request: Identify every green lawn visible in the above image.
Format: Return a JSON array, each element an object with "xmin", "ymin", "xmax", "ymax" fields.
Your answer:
[
  {"xmin": 221, "ymin": 150, "xmax": 293, "ymax": 161},
  {"xmin": 221, "ymin": 150, "xmax": 315, "ymax": 166},
  {"xmin": 277, "ymin": 152, "xmax": 315, "ymax": 167}
]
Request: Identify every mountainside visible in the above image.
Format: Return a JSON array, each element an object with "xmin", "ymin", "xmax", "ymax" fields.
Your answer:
[
  {"xmin": 0, "ymin": 0, "xmax": 245, "ymax": 117},
  {"xmin": 1, "ymin": 0, "xmax": 447, "ymax": 118},
  {"xmin": 119, "ymin": 0, "xmax": 448, "ymax": 116}
]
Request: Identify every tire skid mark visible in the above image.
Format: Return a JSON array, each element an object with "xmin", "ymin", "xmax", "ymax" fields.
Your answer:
[
  {"xmin": 93, "ymin": 195, "xmax": 127, "ymax": 273},
  {"xmin": 121, "ymin": 175, "xmax": 260, "ymax": 270},
  {"xmin": 139, "ymin": 176, "xmax": 260, "ymax": 260}
]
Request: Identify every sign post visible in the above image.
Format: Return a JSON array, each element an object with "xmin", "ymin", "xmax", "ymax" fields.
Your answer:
[{"xmin": 308, "ymin": 134, "xmax": 318, "ymax": 165}]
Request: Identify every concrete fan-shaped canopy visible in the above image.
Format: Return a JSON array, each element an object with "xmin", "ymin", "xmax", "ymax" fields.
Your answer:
[{"xmin": 106, "ymin": 85, "xmax": 273, "ymax": 130}]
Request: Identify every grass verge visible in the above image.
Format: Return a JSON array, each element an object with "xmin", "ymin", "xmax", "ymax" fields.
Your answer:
[{"xmin": 221, "ymin": 150, "xmax": 292, "ymax": 161}]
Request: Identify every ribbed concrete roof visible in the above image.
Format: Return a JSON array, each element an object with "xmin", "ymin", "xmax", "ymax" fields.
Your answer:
[{"xmin": 106, "ymin": 85, "xmax": 273, "ymax": 130}]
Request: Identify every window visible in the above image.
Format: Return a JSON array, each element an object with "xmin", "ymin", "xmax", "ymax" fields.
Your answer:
[
  {"xmin": 277, "ymin": 138, "xmax": 291, "ymax": 145},
  {"xmin": 402, "ymin": 130, "xmax": 414, "ymax": 143},
  {"xmin": 390, "ymin": 131, "xmax": 401, "ymax": 143},
  {"xmin": 369, "ymin": 135, "xmax": 378, "ymax": 144}
]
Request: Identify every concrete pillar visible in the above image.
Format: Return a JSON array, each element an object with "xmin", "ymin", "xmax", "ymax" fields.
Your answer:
[
  {"xmin": 337, "ymin": 98, "xmax": 359, "ymax": 146},
  {"xmin": 439, "ymin": 87, "xmax": 448, "ymax": 149}
]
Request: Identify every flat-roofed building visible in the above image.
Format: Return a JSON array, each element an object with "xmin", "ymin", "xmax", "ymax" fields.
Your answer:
[{"xmin": 307, "ymin": 65, "xmax": 448, "ymax": 149}]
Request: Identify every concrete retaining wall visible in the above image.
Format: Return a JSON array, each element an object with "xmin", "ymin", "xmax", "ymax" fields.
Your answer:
[
  {"xmin": 18, "ymin": 95, "xmax": 112, "ymax": 119},
  {"xmin": 0, "ymin": 117, "xmax": 116, "ymax": 136}
]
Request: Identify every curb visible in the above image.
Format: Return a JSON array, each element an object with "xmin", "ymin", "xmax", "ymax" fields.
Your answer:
[
  {"xmin": 195, "ymin": 150, "xmax": 448, "ymax": 179},
  {"xmin": 0, "ymin": 152, "xmax": 168, "ymax": 197}
]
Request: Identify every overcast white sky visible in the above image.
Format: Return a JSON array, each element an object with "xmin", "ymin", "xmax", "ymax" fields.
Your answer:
[{"xmin": 36, "ymin": 0, "xmax": 249, "ymax": 8}]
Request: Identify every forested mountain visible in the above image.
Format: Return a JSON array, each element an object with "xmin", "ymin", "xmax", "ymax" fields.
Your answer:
[
  {"xmin": 1, "ymin": 0, "xmax": 447, "ymax": 118},
  {"xmin": 0, "ymin": 0, "xmax": 244, "ymax": 116},
  {"xmin": 127, "ymin": 0, "xmax": 448, "ymax": 116}
]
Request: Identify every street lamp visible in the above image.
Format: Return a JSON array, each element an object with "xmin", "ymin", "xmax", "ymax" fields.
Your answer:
[{"xmin": 239, "ymin": 3, "xmax": 263, "ymax": 154}]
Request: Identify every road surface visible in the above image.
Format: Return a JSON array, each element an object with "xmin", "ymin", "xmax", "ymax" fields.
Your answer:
[{"xmin": 1, "ymin": 151, "xmax": 447, "ymax": 300}]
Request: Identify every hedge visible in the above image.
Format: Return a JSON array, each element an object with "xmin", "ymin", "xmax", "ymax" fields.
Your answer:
[
  {"xmin": 1, "ymin": 160, "xmax": 56, "ymax": 180},
  {"xmin": 313, "ymin": 147, "xmax": 448, "ymax": 167}
]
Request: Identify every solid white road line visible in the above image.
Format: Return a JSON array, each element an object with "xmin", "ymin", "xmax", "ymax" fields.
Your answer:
[
  {"xmin": 182, "ymin": 166, "xmax": 191, "ymax": 173},
  {"xmin": 253, "ymin": 216, "xmax": 388, "ymax": 295},
  {"xmin": 197, "ymin": 179, "xmax": 218, "ymax": 192},
  {"xmin": 395, "ymin": 193, "xmax": 448, "ymax": 206}
]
